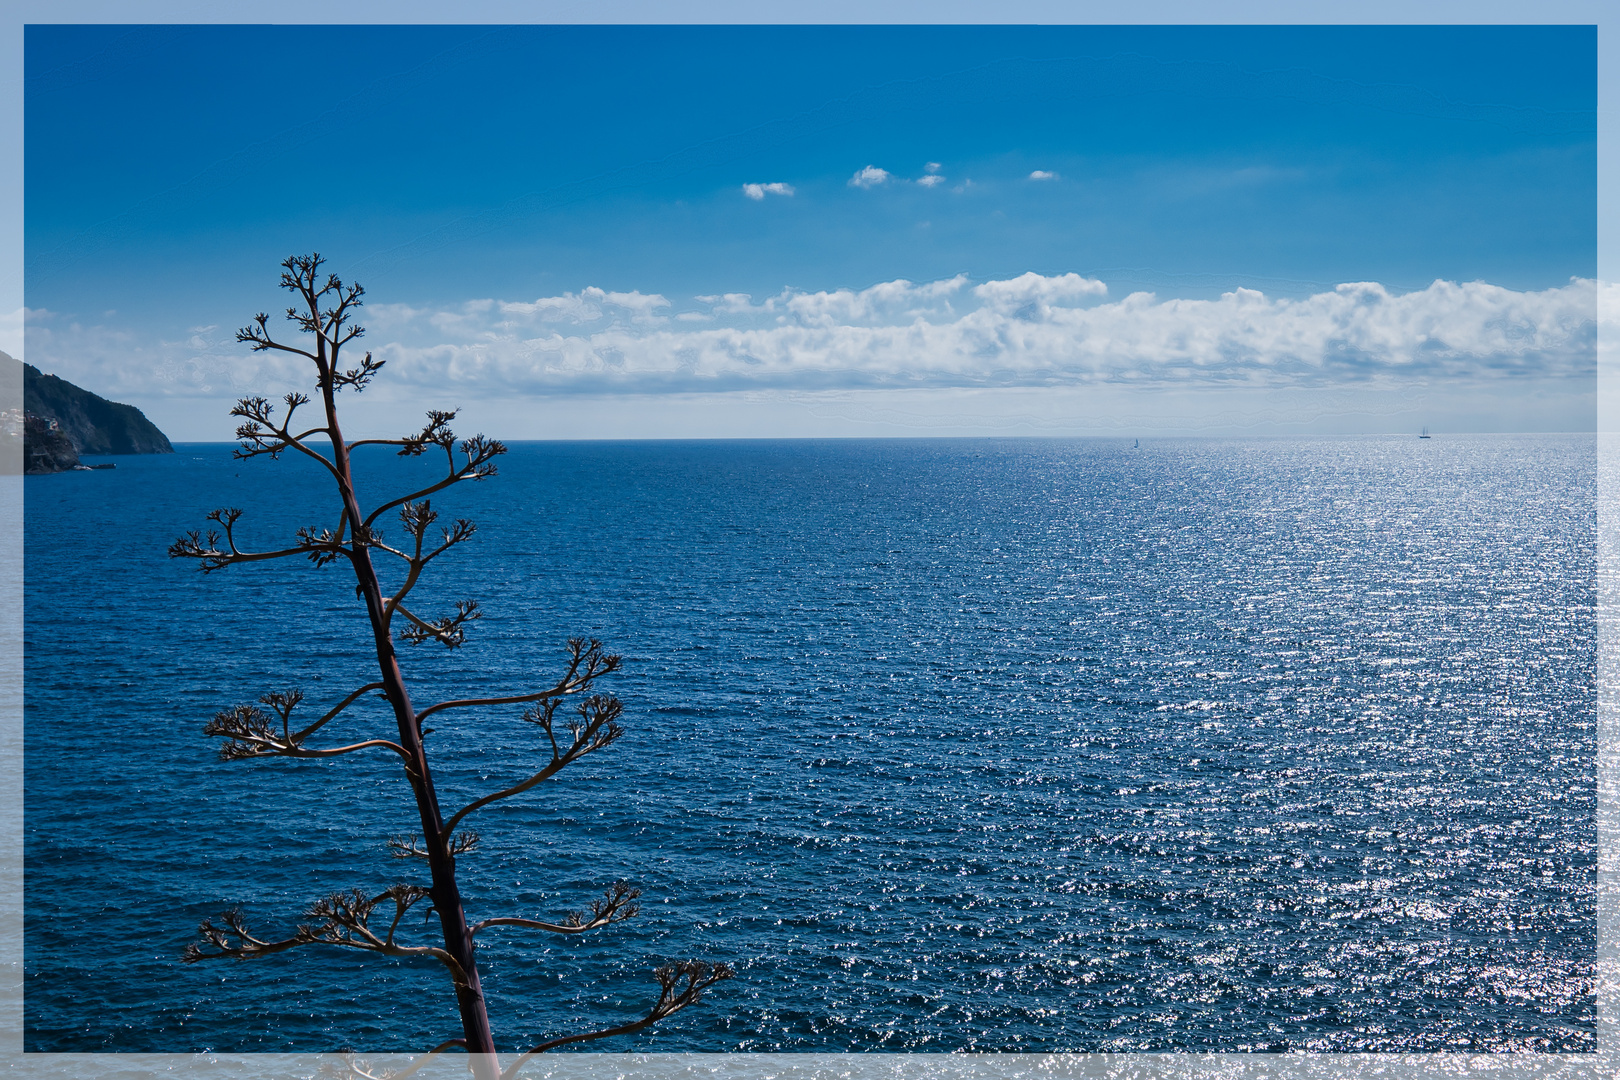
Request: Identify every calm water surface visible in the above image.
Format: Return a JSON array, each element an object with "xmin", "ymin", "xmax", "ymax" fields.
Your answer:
[{"xmin": 24, "ymin": 436, "xmax": 1596, "ymax": 1053}]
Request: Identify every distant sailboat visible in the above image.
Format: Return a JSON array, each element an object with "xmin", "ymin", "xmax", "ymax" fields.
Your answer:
[
  {"xmin": 1419, "ymin": 427, "xmax": 1431, "ymax": 439},
  {"xmin": 1134, "ymin": 438, "xmax": 1139, "ymax": 448}
]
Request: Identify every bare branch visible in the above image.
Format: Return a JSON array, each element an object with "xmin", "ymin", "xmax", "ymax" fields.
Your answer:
[
  {"xmin": 380, "ymin": 502, "xmax": 480, "ymax": 626},
  {"xmin": 499, "ymin": 962, "xmax": 733, "ymax": 1078},
  {"xmin": 471, "ymin": 881, "xmax": 640, "ymax": 938},
  {"xmin": 291, "ymin": 682, "xmax": 385, "ymax": 743},
  {"xmin": 442, "ymin": 694, "xmax": 624, "ymax": 836},
  {"xmin": 169, "ymin": 507, "xmax": 344, "ymax": 573},
  {"xmin": 291, "ymin": 524, "xmax": 353, "ymax": 568},
  {"xmin": 236, "ymin": 313, "xmax": 317, "ymax": 361},
  {"xmin": 228, "ymin": 395, "xmax": 342, "ymax": 479},
  {"xmin": 397, "ymin": 599, "xmax": 481, "ymax": 649},
  {"xmin": 362, "ymin": 413, "xmax": 507, "ymax": 527},
  {"xmin": 204, "ymin": 697, "xmax": 408, "ymax": 764},
  {"xmin": 416, "ymin": 639, "xmax": 621, "ymax": 724},
  {"xmin": 346, "ymin": 438, "xmax": 422, "ymax": 450},
  {"xmin": 396, "ymin": 409, "xmax": 459, "ymax": 458},
  {"xmin": 399, "ymin": 503, "xmax": 477, "ymax": 569},
  {"xmin": 389, "ymin": 831, "xmax": 480, "ymax": 860},
  {"xmin": 235, "ymin": 255, "xmax": 373, "ymax": 395},
  {"xmin": 331, "ymin": 350, "xmax": 384, "ymax": 392},
  {"xmin": 184, "ymin": 886, "xmax": 468, "ymax": 984}
]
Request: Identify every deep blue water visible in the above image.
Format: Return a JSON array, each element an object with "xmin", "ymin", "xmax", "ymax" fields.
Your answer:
[{"xmin": 24, "ymin": 436, "xmax": 1595, "ymax": 1054}]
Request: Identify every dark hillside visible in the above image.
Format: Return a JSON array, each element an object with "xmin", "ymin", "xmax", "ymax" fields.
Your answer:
[{"xmin": 19, "ymin": 356, "xmax": 172, "ymax": 454}]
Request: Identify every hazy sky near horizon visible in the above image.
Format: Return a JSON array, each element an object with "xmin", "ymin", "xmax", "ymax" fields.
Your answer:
[{"xmin": 22, "ymin": 24, "xmax": 1599, "ymax": 439}]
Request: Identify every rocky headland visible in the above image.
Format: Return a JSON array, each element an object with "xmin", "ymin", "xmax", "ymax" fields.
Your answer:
[{"xmin": 2, "ymin": 350, "xmax": 174, "ymax": 474}]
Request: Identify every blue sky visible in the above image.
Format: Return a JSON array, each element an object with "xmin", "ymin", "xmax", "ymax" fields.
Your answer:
[{"xmin": 21, "ymin": 23, "xmax": 1600, "ymax": 439}]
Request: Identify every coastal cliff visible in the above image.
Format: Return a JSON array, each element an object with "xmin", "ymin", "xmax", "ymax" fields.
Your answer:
[
  {"xmin": 22, "ymin": 358, "xmax": 173, "ymax": 455},
  {"xmin": 2, "ymin": 350, "xmax": 174, "ymax": 474}
]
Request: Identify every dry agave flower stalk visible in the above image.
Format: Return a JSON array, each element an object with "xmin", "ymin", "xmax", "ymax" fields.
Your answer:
[{"xmin": 173, "ymin": 254, "xmax": 729, "ymax": 1080}]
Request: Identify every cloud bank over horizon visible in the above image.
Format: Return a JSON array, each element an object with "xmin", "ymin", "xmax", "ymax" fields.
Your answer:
[{"xmin": 23, "ymin": 274, "xmax": 1600, "ymax": 410}]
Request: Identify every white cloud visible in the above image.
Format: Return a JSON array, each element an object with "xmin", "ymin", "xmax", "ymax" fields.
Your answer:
[
  {"xmin": 848, "ymin": 165, "xmax": 892, "ymax": 189},
  {"xmin": 338, "ymin": 275, "xmax": 1599, "ymax": 395},
  {"xmin": 29, "ymin": 276, "xmax": 1597, "ymax": 410},
  {"xmin": 1029, "ymin": 170, "xmax": 1058, "ymax": 181},
  {"xmin": 363, "ymin": 301, "xmax": 430, "ymax": 330},
  {"xmin": 917, "ymin": 175, "xmax": 945, "ymax": 188},
  {"xmin": 369, "ymin": 289, "xmax": 673, "ymax": 333},
  {"xmin": 774, "ymin": 276, "xmax": 970, "ymax": 328},
  {"xmin": 742, "ymin": 182, "xmax": 795, "ymax": 200},
  {"xmin": 699, "ymin": 293, "xmax": 760, "ymax": 315},
  {"xmin": 495, "ymin": 287, "xmax": 671, "ymax": 327},
  {"xmin": 973, "ymin": 272, "xmax": 1108, "ymax": 315},
  {"xmin": 924, "ymin": 162, "xmax": 942, "ymax": 173}
]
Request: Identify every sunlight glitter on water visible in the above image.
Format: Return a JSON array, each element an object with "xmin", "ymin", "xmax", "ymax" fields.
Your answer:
[{"xmin": 24, "ymin": 435, "xmax": 1596, "ymax": 1053}]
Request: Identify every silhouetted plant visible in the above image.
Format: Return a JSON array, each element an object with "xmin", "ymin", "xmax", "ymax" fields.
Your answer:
[{"xmin": 173, "ymin": 254, "xmax": 729, "ymax": 1080}]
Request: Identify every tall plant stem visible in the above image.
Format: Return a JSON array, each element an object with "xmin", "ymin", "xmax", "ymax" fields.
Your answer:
[{"xmin": 319, "ymin": 362, "xmax": 499, "ymax": 1079}]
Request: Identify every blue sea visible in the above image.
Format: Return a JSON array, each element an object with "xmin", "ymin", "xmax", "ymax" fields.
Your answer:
[{"xmin": 23, "ymin": 435, "xmax": 1596, "ymax": 1054}]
